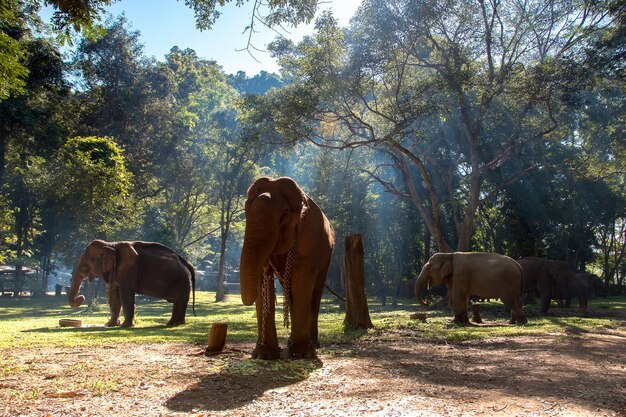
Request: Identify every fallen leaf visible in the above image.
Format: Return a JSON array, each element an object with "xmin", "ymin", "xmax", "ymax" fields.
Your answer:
[{"xmin": 45, "ymin": 391, "xmax": 85, "ymax": 398}]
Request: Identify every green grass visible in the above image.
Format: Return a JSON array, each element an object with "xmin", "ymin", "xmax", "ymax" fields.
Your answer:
[{"xmin": 0, "ymin": 292, "xmax": 624, "ymax": 349}]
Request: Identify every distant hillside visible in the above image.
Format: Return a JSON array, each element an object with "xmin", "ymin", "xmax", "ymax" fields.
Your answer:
[{"xmin": 228, "ymin": 70, "xmax": 285, "ymax": 95}]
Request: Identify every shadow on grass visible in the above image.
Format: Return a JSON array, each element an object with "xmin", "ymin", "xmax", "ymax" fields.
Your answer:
[
  {"xmin": 166, "ymin": 356, "xmax": 324, "ymax": 412},
  {"xmin": 21, "ymin": 319, "xmax": 257, "ymax": 344}
]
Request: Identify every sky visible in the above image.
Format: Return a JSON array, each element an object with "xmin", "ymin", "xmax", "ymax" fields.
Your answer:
[{"xmin": 44, "ymin": 0, "xmax": 362, "ymax": 75}]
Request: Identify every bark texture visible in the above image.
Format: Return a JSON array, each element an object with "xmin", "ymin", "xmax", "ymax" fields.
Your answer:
[
  {"xmin": 205, "ymin": 323, "xmax": 228, "ymax": 355},
  {"xmin": 343, "ymin": 235, "xmax": 373, "ymax": 330}
]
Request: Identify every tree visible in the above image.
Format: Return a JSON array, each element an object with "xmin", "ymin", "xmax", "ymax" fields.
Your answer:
[
  {"xmin": 44, "ymin": 136, "xmax": 134, "ymax": 255},
  {"xmin": 242, "ymin": 1, "xmax": 620, "ymax": 252},
  {"xmin": 0, "ymin": 26, "xmax": 70, "ymax": 293},
  {"xmin": 0, "ymin": 1, "xmax": 30, "ymax": 101},
  {"xmin": 2, "ymin": 0, "xmax": 322, "ymax": 102}
]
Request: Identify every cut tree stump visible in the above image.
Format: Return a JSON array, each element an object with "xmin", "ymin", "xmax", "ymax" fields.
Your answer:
[
  {"xmin": 205, "ymin": 323, "xmax": 228, "ymax": 355},
  {"xmin": 471, "ymin": 304, "xmax": 483, "ymax": 323},
  {"xmin": 343, "ymin": 234, "xmax": 374, "ymax": 330},
  {"xmin": 410, "ymin": 312, "xmax": 428, "ymax": 322}
]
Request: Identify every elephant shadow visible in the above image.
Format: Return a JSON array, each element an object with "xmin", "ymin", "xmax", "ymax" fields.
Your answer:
[{"xmin": 166, "ymin": 355, "xmax": 323, "ymax": 412}]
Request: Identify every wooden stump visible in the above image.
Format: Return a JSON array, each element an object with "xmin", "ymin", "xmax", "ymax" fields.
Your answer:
[
  {"xmin": 343, "ymin": 234, "xmax": 374, "ymax": 330},
  {"xmin": 205, "ymin": 323, "xmax": 228, "ymax": 355},
  {"xmin": 410, "ymin": 312, "xmax": 428, "ymax": 322},
  {"xmin": 471, "ymin": 304, "xmax": 483, "ymax": 323}
]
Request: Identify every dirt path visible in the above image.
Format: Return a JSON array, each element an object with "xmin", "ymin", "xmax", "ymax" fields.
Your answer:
[{"xmin": 2, "ymin": 328, "xmax": 625, "ymax": 416}]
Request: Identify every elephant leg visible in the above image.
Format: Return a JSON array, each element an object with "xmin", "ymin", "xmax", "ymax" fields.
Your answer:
[
  {"xmin": 539, "ymin": 290, "xmax": 551, "ymax": 315},
  {"xmin": 514, "ymin": 308, "xmax": 528, "ymax": 325},
  {"xmin": 500, "ymin": 294, "xmax": 526, "ymax": 325},
  {"xmin": 167, "ymin": 297, "xmax": 188, "ymax": 326},
  {"xmin": 288, "ymin": 279, "xmax": 316, "ymax": 358},
  {"xmin": 453, "ymin": 310, "xmax": 469, "ymax": 324},
  {"xmin": 119, "ymin": 284, "xmax": 136, "ymax": 327},
  {"xmin": 309, "ymin": 269, "xmax": 327, "ymax": 348},
  {"xmin": 451, "ymin": 293, "xmax": 469, "ymax": 325},
  {"xmin": 252, "ymin": 278, "xmax": 280, "ymax": 360},
  {"xmin": 106, "ymin": 285, "xmax": 121, "ymax": 327}
]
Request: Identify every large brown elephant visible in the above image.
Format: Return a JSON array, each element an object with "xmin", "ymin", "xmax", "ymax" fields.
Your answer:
[
  {"xmin": 240, "ymin": 177, "xmax": 335, "ymax": 359},
  {"xmin": 68, "ymin": 240, "xmax": 195, "ymax": 327},
  {"xmin": 518, "ymin": 256, "xmax": 575, "ymax": 315},
  {"xmin": 415, "ymin": 252, "xmax": 527, "ymax": 325}
]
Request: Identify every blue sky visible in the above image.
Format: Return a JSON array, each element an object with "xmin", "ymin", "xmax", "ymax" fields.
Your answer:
[{"xmin": 44, "ymin": 0, "xmax": 362, "ymax": 75}]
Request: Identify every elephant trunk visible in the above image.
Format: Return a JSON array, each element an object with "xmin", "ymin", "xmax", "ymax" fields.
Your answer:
[
  {"xmin": 414, "ymin": 270, "xmax": 430, "ymax": 306},
  {"xmin": 239, "ymin": 229, "xmax": 275, "ymax": 306},
  {"xmin": 67, "ymin": 267, "xmax": 86, "ymax": 308}
]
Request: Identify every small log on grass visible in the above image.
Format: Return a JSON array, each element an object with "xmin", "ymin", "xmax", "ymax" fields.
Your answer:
[
  {"xmin": 343, "ymin": 234, "xmax": 374, "ymax": 330},
  {"xmin": 410, "ymin": 312, "xmax": 428, "ymax": 322},
  {"xmin": 205, "ymin": 323, "xmax": 228, "ymax": 355}
]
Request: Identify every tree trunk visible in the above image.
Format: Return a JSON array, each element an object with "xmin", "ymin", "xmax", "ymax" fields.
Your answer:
[
  {"xmin": 205, "ymin": 323, "xmax": 228, "ymax": 355},
  {"xmin": 215, "ymin": 232, "xmax": 228, "ymax": 302},
  {"xmin": 343, "ymin": 234, "xmax": 373, "ymax": 330},
  {"xmin": 215, "ymin": 199, "xmax": 233, "ymax": 302}
]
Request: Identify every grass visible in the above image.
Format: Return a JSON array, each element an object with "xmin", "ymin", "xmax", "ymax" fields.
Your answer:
[{"xmin": 0, "ymin": 291, "xmax": 624, "ymax": 349}]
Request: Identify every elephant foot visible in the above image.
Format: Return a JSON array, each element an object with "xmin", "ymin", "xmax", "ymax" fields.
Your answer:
[
  {"xmin": 252, "ymin": 344, "xmax": 281, "ymax": 360},
  {"xmin": 287, "ymin": 342, "xmax": 317, "ymax": 359},
  {"xmin": 120, "ymin": 321, "xmax": 134, "ymax": 328},
  {"xmin": 105, "ymin": 319, "xmax": 120, "ymax": 327},
  {"xmin": 166, "ymin": 318, "xmax": 185, "ymax": 326},
  {"xmin": 453, "ymin": 312, "xmax": 470, "ymax": 325},
  {"xmin": 513, "ymin": 315, "xmax": 528, "ymax": 325},
  {"xmin": 472, "ymin": 316, "xmax": 483, "ymax": 324}
]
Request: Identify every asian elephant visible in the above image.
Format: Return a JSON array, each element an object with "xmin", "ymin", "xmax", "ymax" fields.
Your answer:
[
  {"xmin": 415, "ymin": 252, "xmax": 527, "ymax": 325},
  {"xmin": 239, "ymin": 177, "xmax": 335, "ymax": 360},
  {"xmin": 68, "ymin": 240, "xmax": 195, "ymax": 327},
  {"xmin": 556, "ymin": 272, "xmax": 606, "ymax": 310},
  {"xmin": 518, "ymin": 256, "xmax": 575, "ymax": 315}
]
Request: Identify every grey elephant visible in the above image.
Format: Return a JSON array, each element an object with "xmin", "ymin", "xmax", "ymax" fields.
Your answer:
[
  {"xmin": 239, "ymin": 177, "xmax": 335, "ymax": 360},
  {"xmin": 556, "ymin": 272, "xmax": 606, "ymax": 310},
  {"xmin": 518, "ymin": 256, "xmax": 575, "ymax": 315},
  {"xmin": 68, "ymin": 240, "xmax": 195, "ymax": 327},
  {"xmin": 415, "ymin": 252, "xmax": 527, "ymax": 325}
]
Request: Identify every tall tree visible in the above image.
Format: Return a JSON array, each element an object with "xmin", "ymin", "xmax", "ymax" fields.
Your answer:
[
  {"xmin": 242, "ymin": 1, "xmax": 619, "ymax": 252},
  {"xmin": 0, "ymin": 27, "xmax": 69, "ymax": 292}
]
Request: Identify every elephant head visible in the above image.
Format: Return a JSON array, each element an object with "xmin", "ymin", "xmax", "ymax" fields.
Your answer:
[
  {"xmin": 68, "ymin": 240, "xmax": 116, "ymax": 307},
  {"xmin": 239, "ymin": 177, "xmax": 308, "ymax": 306},
  {"xmin": 548, "ymin": 260, "xmax": 575, "ymax": 293},
  {"xmin": 414, "ymin": 253, "xmax": 453, "ymax": 305}
]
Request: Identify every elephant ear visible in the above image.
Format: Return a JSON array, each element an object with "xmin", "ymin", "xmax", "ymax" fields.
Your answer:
[
  {"xmin": 439, "ymin": 254, "xmax": 453, "ymax": 284},
  {"xmin": 277, "ymin": 177, "xmax": 308, "ymax": 228},
  {"xmin": 100, "ymin": 245, "xmax": 117, "ymax": 275},
  {"xmin": 245, "ymin": 177, "xmax": 273, "ymax": 206},
  {"xmin": 116, "ymin": 242, "xmax": 139, "ymax": 262}
]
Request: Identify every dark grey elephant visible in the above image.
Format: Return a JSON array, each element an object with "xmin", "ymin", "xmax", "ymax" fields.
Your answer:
[
  {"xmin": 68, "ymin": 240, "xmax": 195, "ymax": 327},
  {"xmin": 557, "ymin": 272, "xmax": 606, "ymax": 309},
  {"xmin": 518, "ymin": 256, "xmax": 575, "ymax": 314}
]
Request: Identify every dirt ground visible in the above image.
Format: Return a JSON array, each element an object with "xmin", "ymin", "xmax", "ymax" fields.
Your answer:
[{"xmin": 1, "ymin": 323, "xmax": 625, "ymax": 417}]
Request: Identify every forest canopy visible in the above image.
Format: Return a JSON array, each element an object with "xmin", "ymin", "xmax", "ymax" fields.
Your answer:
[{"xmin": 0, "ymin": 0, "xmax": 624, "ymax": 301}]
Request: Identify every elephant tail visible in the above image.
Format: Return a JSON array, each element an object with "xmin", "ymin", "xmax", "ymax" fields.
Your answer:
[
  {"xmin": 325, "ymin": 283, "xmax": 346, "ymax": 302},
  {"xmin": 179, "ymin": 256, "xmax": 196, "ymax": 317}
]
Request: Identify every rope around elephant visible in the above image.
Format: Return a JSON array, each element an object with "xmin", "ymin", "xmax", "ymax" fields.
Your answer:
[{"xmin": 260, "ymin": 247, "xmax": 295, "ymax": 346}]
